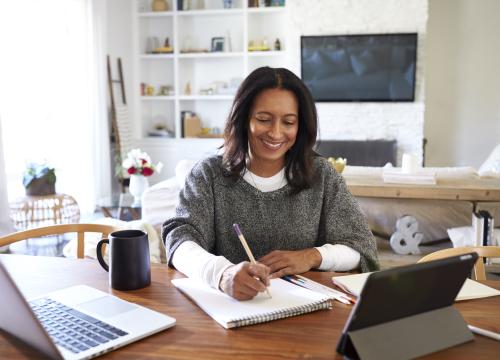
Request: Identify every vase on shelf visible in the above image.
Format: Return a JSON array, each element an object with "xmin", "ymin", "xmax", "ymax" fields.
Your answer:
[{"xmin": 129, "ymin": 175, "xmax": 149, "ymax": 206}]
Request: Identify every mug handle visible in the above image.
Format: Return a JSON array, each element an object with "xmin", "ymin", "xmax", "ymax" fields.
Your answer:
[{"xmin": 96, "ymin": 239, "xmax": 109, "ymax": 272}]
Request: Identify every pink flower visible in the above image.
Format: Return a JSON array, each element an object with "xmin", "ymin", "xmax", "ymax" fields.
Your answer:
[
  {"xmin": 127, "ymin": 167, "xmax": 136, "ymax": 175},
  {"xmin": 142, "ymin": 167, "xmax": 153, "ymax": 177}
]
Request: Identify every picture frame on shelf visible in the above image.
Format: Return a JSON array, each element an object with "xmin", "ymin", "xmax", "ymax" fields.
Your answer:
[{"xmin": 211, "ymin": 37, "xmax": 225, "ymax": 52}]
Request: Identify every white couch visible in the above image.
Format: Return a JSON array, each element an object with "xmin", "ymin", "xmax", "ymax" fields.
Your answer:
[{"xmin": 141, "ymin": 160, "xmax": 194, "ymax": 237}]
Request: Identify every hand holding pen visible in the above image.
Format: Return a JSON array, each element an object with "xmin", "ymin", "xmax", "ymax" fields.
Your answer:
[
  {"xmin": 232, "ymin": 224, "xmax": 272, "ymax": 299},
  {"xmin": 219, "ymin": 262, "xmax": 271, "ymax": 300}
]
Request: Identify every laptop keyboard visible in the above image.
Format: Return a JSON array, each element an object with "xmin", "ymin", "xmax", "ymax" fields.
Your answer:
[{"xmin": 29, "ymin": 298, "xmax": 128, "ymax": 354}]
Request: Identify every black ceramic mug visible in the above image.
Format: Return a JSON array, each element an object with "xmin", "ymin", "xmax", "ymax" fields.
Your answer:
[{"xmin": 96, "ymin": 229, "xmax": 151, "ymax": 291}]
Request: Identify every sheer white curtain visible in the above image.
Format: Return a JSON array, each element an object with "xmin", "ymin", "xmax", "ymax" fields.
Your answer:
[
  {"xmin": 0, "ymin": 0, "xmax": 110, "ymax": 215},
  {"xmin": 88, "ymin": 0, "xmax": 112, "ymax": 210},
  {"xmin": 0, "ymin": 118, "xmax": 15, "ymax": 239}
]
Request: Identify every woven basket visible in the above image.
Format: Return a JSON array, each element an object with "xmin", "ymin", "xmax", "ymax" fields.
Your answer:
[{"xmin": 9, "ymin": 194, "xmax": 80, "ymax": 231}]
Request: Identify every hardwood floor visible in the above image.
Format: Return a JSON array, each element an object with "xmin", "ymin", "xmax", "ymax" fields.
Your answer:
[{"xmin": 375, "ymin": 236, "xmax": 451, "ymax": 270}]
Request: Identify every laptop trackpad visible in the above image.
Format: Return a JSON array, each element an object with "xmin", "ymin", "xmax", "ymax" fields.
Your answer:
[{"xmin": 78, "ymin": 296, "xmax": 136, "ymax": 318}]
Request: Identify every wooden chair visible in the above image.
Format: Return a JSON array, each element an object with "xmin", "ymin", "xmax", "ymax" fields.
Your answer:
[
  {"xmin": 0, "ymin": 224, "xmax": 121, "ymax": 259},
  {"xmin": 417, "ymin": 246, "xmax": 500, "ymax": 280}
]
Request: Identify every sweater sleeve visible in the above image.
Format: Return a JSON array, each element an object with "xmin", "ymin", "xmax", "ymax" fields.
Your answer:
[
  {"xmin": 315, "ymin": 243, "xmax": 360, "ymax": 271},
  {"xmin": 162, "ymin": 159, "xmax": 217, "ymax": 266},
  {"xmin": 319, "ymin": 161, "xmax": 379, "ymax": 272},
  {"xmin": 172, "ymin": 241, "xmax": 234, "ymax": 289}
]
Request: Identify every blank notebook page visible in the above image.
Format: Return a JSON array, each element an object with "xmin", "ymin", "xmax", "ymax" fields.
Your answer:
[{"xmin": 172, "ymin": 278, "xmax": 332, "ymax": 329}]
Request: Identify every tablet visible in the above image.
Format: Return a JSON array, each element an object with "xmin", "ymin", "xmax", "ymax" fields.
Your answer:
[{"xmin": 337, "ymin": 252, "xmax": 478, "ymax": 359}]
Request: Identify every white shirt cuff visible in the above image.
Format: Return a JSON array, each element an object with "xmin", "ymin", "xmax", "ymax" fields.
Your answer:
[
  {"xmin": 314, "ymin": 244, "xmax": 360, "ymax": 271},
  {"xmin": 171, "ymin": 241, "xmax": 234, "ymax": 289}
]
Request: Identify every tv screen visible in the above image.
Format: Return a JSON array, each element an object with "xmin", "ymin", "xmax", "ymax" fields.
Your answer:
[{"xmin": 301, "ymin": 33, "xmax": 417, "ymax": 102}]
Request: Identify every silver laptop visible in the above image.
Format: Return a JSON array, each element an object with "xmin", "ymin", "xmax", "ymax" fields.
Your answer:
[{"xmin": 0, "ymin": 260, "xmax": 176, "ymax": 359}]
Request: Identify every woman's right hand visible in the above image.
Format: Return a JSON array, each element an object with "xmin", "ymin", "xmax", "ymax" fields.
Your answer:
[{"xmin": 219, "ymin": 262, "xmax": 271, "ymax": 300}]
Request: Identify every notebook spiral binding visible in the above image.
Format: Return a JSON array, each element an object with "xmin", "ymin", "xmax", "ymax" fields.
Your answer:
[{"xmin": 228, "ymin": 300, "xmax": 332, "ymax": 328}]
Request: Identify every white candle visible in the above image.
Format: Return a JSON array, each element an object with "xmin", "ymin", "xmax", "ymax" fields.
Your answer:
[{"xmin": 402, "ymin": 153, "xmax": 418, "ymax": 174}]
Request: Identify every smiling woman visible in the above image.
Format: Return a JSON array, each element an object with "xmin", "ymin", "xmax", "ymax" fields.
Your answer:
[
  {"xmin": 247, "ymin": 88, "xmax": 299, "ymax": 177},
  {"xmin": 162, "ymin": 67, "xmax": 379, "ymax": 301},
  {"xmin": 0, "ymin": 0, "xmax": 110, "ymax": 214}
]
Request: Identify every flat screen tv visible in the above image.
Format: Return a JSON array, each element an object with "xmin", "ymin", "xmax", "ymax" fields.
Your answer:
[{"xmin": 301, "ymin": 33, "xmax": 417, "ymax": 102}]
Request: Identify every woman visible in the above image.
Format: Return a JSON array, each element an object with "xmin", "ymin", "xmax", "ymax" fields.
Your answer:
[{"xmin": 163, "ymin": 67, "xmax": 378, "ymax": 300}]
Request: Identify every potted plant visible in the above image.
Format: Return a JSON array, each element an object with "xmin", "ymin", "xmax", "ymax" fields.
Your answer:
[{"xmin": 23, "ymin": 163, "xmax": 56, "ymax": 196}]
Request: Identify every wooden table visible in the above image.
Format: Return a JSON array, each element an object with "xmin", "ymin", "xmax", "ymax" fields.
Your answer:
[
  {"xmin": 345, "ymin": 176, "xmax": 500, "ymax": 203},
  {"xmin": 1, "ymin": 255, "xmax": 499, "ymax": 359}
]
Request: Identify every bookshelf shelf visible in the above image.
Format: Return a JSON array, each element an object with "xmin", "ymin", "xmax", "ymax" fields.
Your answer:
[
  {"xmin": 176, "ymin": 9, "xmax": 244, "ymax": 16},
  {"xmin": 138, "ymin": 11, "xmax": 174, "ymax": 17}
]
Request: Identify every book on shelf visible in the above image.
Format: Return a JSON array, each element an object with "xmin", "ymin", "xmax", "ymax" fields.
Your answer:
[
  {"xmin": 472, "ymin": 211, "xmax": 485, "ymax": 247},
  {"xmin": 472, "ymin": 211, "xmax": 494, "ymax": 247},
  {"xmin": 478, "ymin": 210, "xmax": 494, "ymax": 246}
]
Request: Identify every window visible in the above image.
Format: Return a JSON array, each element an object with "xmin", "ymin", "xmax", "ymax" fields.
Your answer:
[{"xmin": 0, "ymin": 0, "xmax": 106, "ymax": 214}]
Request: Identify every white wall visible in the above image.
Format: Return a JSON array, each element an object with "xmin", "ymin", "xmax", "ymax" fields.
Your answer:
[
  {"xmin": 287, "ymin": 0, "xmax": 428, "ymax": 165},
  {"xmin": 425, "ymin": 0, "xmax": 500, "ymax": 167},
  {"xmin": 107, "ymin": 0, "xmax": 135, "ymax": 134}
]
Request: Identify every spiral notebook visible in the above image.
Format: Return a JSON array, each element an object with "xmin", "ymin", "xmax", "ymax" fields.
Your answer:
[{"xmin": 171, "ymin": 278, "xmax": 332, "ymax": 329}]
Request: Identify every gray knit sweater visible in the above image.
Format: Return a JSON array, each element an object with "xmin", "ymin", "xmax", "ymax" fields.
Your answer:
[{"xmin": 162, "ymin": 155, "xmax": 379, "ymax": 272}]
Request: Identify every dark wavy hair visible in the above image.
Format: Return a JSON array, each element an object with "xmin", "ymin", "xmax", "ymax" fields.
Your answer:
[{"xmin": 222, "ymin": 66, "xmax": 318, "ymax": 193}]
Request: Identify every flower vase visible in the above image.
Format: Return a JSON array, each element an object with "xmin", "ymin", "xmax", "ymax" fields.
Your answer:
[{"xmin": 129, "ymin": 175, "xmax": 149, "ymax": 206}]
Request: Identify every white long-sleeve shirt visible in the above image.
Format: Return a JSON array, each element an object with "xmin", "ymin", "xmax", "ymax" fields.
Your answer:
[{"xmin": 172, "ymin": 168, "xmax": 360, "ymax": 289}]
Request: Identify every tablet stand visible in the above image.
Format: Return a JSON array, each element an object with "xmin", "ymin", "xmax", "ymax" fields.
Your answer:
[{"xmin": 339, "ymin": 306, "xmax": 473, "ymax": 360}]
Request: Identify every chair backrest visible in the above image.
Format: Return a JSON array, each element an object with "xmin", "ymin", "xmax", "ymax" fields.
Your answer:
[
  {"xmin": 417, "ymin": 246, "xmax": 500, "ymax": 281},
  {"xmin": 0, "ymin": 223, "xmax": 122, "ymax": 259}
]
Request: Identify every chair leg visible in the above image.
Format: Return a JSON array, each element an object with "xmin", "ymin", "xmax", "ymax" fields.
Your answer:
[
  {"xmin": 475, "ymin": 259, "xmax": 486, "ymax": 281},
  {"xmin": 77, "ymin": 232, "xmax": 84, "ymax": 259}
]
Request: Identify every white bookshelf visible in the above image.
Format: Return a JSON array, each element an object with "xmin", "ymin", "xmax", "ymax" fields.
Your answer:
[
  {"xmin": 132, "ymin": 0, "xmax": 288, "ymax": 141},
  {"xmin": 138, "ymin": 11, "xmax": 175, "ymax": 17},
  {"xmin": 176, "ymin": 8, "xmax": 245, "ymax": 16},
  {"xmin": 139, "ymin": 54, "xmax": 175, "ymax": 59},
  {"xmin": 177, "ymin": 52, "xmax": 245, "ymax": 59}
]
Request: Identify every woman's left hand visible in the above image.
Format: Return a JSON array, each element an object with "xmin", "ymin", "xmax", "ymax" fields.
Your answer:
[{"xmin": 259, "ymin": 248, "xmax": 322, "ymax": 279}]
